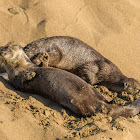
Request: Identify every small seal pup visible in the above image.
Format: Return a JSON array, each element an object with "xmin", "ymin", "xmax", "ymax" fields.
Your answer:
[
  {"xmin": 23, "ymin": 36, "xmax": 140, "ymax": 93},
  {"xmin": 0, "ymin": 45, "xmax": 140, "ymax": 118}
]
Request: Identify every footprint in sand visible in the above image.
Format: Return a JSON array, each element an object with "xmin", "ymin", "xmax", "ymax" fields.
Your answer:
[{"xmin": 8, "ymin": 8, "xmax": 19, "ymax": 15}]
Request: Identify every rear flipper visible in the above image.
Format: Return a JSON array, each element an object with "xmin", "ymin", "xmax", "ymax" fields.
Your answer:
[{"xmin": 109, "ymin": 97, "xmax": 140, "ymax": 119}]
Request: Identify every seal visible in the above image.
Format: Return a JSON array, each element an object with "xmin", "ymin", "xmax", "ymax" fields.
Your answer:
[
  {"xmin": 0, "ymin": 45, "xmax": 140, "ymax": 118},
  {"xmin": 23, "ymin": 36, "xmax": 140, "ymax": 93}
]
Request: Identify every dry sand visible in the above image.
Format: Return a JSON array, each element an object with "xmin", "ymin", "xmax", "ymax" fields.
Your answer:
[{"xmin": 0, "ymin": 0, "xmax": 140, "ymax": 140}]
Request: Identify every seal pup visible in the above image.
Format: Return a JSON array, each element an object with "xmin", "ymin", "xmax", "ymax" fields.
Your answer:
[
  {"xmin": 23, "ymin": 36, "xmax": 140, "ymax": 94},
  {"xmin": 0, "ymin": 45, "xmax": 140, "ymax": 118}
]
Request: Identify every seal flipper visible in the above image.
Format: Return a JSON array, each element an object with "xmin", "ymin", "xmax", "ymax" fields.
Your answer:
[
  {"xmin": 109, "ymin": 97, "xmax": 140, "ymax": 119},
  {"xmin": 31, "ymin": 52, "xmax": 49, "ymax": 67},
  {"xmin": 30, "ymin": 44, "xmax": 63, "ymax": 67},
  {"xmin": 13, "ymin": 71, "xmax": 36, "ymax": 90},
  {"xmin": 22, "ymin": 71, "xmax": 36, "ymax": 81},
  {"xmin": 46, "ymin": 44, "xmax": 63, "ymax": 67},
  {"xmin": 76, "ymin": 62, "xmax": 99, "ymax": 85}
]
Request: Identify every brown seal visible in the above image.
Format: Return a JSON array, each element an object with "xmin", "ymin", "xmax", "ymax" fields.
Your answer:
[
  {"xmin": 0, "ymin": 45, "xmax": 140, "ymax": 118},
  {"xmin": 23, "ymin": 36, "xmax": 140, "ymax": 94}
]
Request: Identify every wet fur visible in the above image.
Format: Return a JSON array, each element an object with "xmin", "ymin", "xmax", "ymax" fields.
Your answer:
[
  {"xmin": 0, "ymin": 45, "xmax": 140, "ymax": 118},
  {"xmin": 23, "ymin": 36, "xmax": 140, "ymax": 93}
]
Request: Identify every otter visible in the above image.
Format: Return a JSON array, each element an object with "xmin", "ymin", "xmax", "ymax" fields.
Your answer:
[
  {"xmin": 0, "ymin": 45, "xmax": 140, "ymax": 118},
  {"xmin": 23, "ymin": 36, "xmax": 140, "ymax": 94}
]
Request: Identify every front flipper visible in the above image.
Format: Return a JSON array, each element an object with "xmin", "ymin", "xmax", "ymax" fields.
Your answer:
[
  {"xmin": 22, "ymin": 71, "xmax": 36, "ymax": 81},
  {"xmin": 31, "ymin": 52, "xmax": 49, "ymax": 67},
  {"xmin": 14, "ymin": 71, "xmax": 36, "ymax": 89},
  {"xmin": 46, "ymin": 44, "xmax": 63, "ymax": 67}
]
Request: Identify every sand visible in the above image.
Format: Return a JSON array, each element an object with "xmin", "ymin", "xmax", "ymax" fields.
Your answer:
[{"xmin": 0, "ymin": 0, "xmax": 140, "ymax": 140}]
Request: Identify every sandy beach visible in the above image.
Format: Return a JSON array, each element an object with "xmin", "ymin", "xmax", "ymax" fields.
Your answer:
[{"xmin": 0, "ymin": 0, "xmax": 140, "ymax": 140}]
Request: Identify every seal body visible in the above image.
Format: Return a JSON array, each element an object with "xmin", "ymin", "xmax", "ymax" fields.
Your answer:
[
  {"xmin": 15, "ymin": 67, "xmax": 111, "ymax": 116},
  {"xmin": 0, "ymin": 45, "xmax": 140, "ymax": 118},
  {"xmin": 24, "ymin": 36, "xmax": 140, "ymax": 93}
]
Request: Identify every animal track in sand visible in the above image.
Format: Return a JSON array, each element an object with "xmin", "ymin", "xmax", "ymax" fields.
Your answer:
[{"xmin": 8, "ymin": 8, "xmax": 19, "ymax": 15}]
